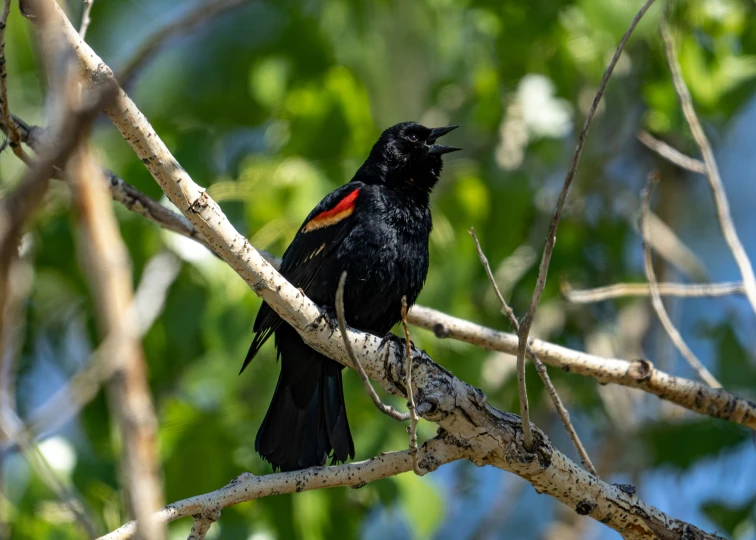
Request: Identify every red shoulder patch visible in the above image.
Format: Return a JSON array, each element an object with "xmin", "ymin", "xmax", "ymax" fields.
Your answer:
[{"xmin": 302, "ymin": 189, "xmax": 360, "ymax": 233}]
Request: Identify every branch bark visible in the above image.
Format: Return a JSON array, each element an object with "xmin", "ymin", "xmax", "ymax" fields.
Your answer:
[
  {"xmin": 408, "ymin": 305, "xmax": 756, "ymax": 430},
  {"xmin": 562, "ymin": 280, "xmax": 745, "ymax": 303},
  {"xmin": 32, "ymin": 3, "xmax": 729, "ymax": 538}
]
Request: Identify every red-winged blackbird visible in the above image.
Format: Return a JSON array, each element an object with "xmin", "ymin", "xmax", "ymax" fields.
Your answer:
[{"xmin": 241, "ymin": 122, "xmax": 460, "ymax": 471}]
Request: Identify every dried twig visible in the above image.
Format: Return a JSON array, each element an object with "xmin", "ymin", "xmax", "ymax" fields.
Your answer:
[
  {"xmin": 0, "ymin": 0, "xmax": 32, "ymax": 165},
  {"xmin": 79, "ymin": 0, "xmax": 94, "ymax": 38},
  {"xmin": 562, "ymin": 280, "xmax": 744, "ymax": 303},
  {"xmin": 515, "ymin": 0, "xmax": 658, "ymax": 449},
  {"xmin": 400, "ymin": 296, "xmax": 423, "ymax": 476},
  {"xmin": 637, "ymin": 130, "xmax": 705, "ymax": 174},
  {"xmin": 640, "ymin": 174, "xmax": 720, "ymax": 388},
  {"xmin": 470, "ymin": 229, "xmax": 597, "ymax": 476},
  {"xmin": 68, "ymin": 133, "xmax": 165, "ymax": 540},
  {"xmin": 335, "ymin": 272, "xmax": 409, "ymax": 422},
  {"xmin": 661, "ymin": 9, "xmax": 756, "ymax": 315},
  {"xmin": 118, "ymin": 0, "xmax": 248, "ymax": 87}
]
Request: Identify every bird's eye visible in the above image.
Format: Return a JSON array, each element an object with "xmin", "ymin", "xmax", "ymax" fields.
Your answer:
[{"xmin": 407, "ymin": 133, "xmax": 418, "ymax": 142}]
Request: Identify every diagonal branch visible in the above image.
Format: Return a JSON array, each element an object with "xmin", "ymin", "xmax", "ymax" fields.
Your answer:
[
  {"xmin": 68, "ymin": 121, "xmax": 165, "ymax": 540},
  {"xmin": 515, "ymin": 0, "xmax": 658, "ymax": 449},
  {"xmin": 335, "ymin": 272, "xmax": 409, "ymax": 422},
  {"xmin": 660, "ymin": 8, "xmax": 756, "ymax": 315},
  {"xmin": 640, "ymin": 174, "xmax": 720, "ymax": 388},
  {"xmin": 637, "ymin": 130, "xmax": 705, "ymax": 174},
  {"xmin": 0, "ymin": 0, "xmax": 32, "ymax": 165}
]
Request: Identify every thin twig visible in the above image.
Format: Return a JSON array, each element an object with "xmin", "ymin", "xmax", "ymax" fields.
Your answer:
[
  {"xmin": 0, "ymin": 0, "xmax": 32, "ymax": 165},
  {"xmin": 470, "ymin": 229, "xmax": 597, "ymax": 476},
  {"xmin": 637, "ymin": 130, "xmax": 706, "ymax": 174},
  {"xmin": 515, "ymin": 0, "xmax": 658, "ymax": 449},
  {"xmin": 187, "ymin": 511, "xmax": 220, "ymax": 540},
  {"xmin": 79, "ymin": 0, "xmax": 94, "ymax": 38},
  {"xmin": 562, "ymin": 280, "xmax": 744, "ymax": 303},
  {"xmin": 641, "ymin": 174, "xmax": 721, "ymax": 388},
  {"xmin": 401, "ymin": 296, "xmax": 423, "ymax": 476},
  {"xmin": 660, "ymin": 8, "xmax": 756, "ymax": 316},
  {"xmin": 118, "ymin": 0, "xmax": 248, "ymax": 87},
  {"xmin": 68, "ymin": 133, "xmax": 165, "ymax": 540},
  {"xmin": 335, "ymin": 272, "xmax": 409, "ymax": 422}
]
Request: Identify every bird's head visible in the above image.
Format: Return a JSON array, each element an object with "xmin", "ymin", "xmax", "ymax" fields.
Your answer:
[{"xmin": 361, "ymin": 122, "xmax": 461, "ymax": 196}]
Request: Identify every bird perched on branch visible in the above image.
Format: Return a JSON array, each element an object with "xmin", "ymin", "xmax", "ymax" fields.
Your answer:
[{"xmin": 241, "ymin": 122, "xmax": 460, "ymax": 471}]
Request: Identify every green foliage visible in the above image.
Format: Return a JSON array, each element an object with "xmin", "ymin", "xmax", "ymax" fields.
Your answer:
[{"xmin": 2, "ymin": 0, "xmax": 755, "ymax": 537}]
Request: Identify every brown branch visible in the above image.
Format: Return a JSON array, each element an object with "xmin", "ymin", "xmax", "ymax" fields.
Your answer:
[
  {"xmin": 118, "ymin": 0, "xmax": 248, "ymax": 87},
  {"xmin": 470, "ymin": 228, "xmax": 597, "ymax": 477},
  {"xmin": 660, "ymin": 8, "xmax": 756, "ymax": 315},
  {"xmin": 401, "ymin": 296, "xmax": 423, "ymax": 476},
  {"xmin": 68, "ymin": 128, "xmax": 165, "ymax": 540},
  {"xmin": 515, "ymin": 0, "xmax": 658, "ymax": 450},
  {"xmin": 640, "ymin": 174, "xmax": 721, "ymax": 388},
  {"xmin": 562, "ymin": 279, "xmax": 745, "ymax": 303},
  {"xmin": 0, "ymin": 0, "xmax": 32, "ymax": 165},
  {"xmin": 637, "ymin": 130, "xmax": 706, "ymax": 174},
  {"xmin": 335, "ymin": 272, "xmax": 409, "ymax": 422}
]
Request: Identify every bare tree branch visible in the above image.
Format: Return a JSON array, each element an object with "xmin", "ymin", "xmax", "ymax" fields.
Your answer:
[
  {"xmin": 637, "ymin": 130, "xmax": 706, "ymax": 174},
  {"xmin": 68, "ymin": 126, "xmax": 165, "ymax": 540},
  {"xmin": 118, "ymin": 0, "xmax": 248, "ymax": 87},
  {"xmin": 562, "ymin": 279, "xmax": 745, "ymax": 303},
  {"xmin": 79, "ymin": 0, "xmax": 94, "ymax": 38},
  {"xmin": 640, "ymin": 174, "xmax": 721, "ymax": 388},
  {"xmin": 99, "ymin": 438, "xmax": 466, "ymax": 540},
  {"xmin": 335, "ymin": 272, "xmax": 409, "ymax": 422},
  {"xmin": 660, "ymin": 8, "xmax": 756, "ymax": 315},
  {"xmin": 408, "ymin": 305, "xmax": 756, "ymax": 430},
  {"xmin": 515, "ymin": 0, "xmax": 658, "ymax": 450},
  {"xmin": 0, "ymin": 0, "xmax": 32, "ymax": 165},
  {"xmin": 471, "ymin": 228, "xmax": 597, "ymax": 477},
  {"xmin": 38, "ymin": 3, "xmax": 729, "ymax": 536}
]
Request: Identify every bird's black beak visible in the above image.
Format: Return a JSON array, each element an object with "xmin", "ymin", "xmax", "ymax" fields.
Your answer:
[{"xmin": 427, "ymin": 125, "xmax": 461, "ymax": 155}]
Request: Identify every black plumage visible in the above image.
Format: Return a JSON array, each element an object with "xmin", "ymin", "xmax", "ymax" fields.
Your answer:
[{"xmin": 242, "ymin": 122, "xmax": 460, "ymax": 471}]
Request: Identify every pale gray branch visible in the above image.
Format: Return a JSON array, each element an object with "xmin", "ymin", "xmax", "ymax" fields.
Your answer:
[
  {"xmin": 562, "ymin": 280, "xmax": 745, "ymax": 303},
  {"xmin": 640, "ymin": 175, "xmax": 720, "ymax": 388},
  {"xmin": 661, "ymin": 9, "xmax": 756, "ymax": 315},
  {"xmin": 637, "ymin": 130, "xmax": 705, "ymax": 174}
]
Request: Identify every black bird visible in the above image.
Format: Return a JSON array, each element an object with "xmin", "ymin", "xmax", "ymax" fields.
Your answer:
[{"xmin": 241, "ymin": 122, "xmax": 460, "ymax": 471}]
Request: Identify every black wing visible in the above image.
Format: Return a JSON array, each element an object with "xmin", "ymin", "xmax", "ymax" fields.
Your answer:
[{"xmin": 240, "ymin": 182, "xmax": 364, "ymax": 373}]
